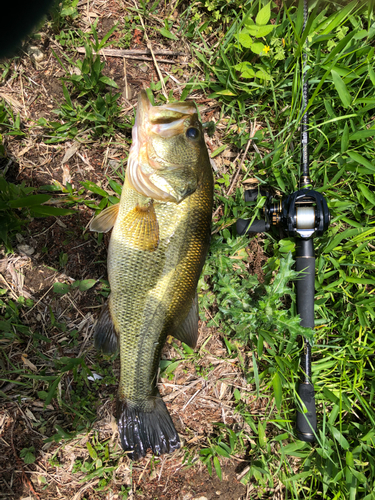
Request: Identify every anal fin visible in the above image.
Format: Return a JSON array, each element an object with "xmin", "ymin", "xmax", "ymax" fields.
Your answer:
[
  {"xmin": 173, "ymin": 291, "xmax": 199, "ymax": 349},
  {"xmin": 93, "ymin": 301, "xmax": 119, "ymax": 354},
  {"xmin": 90, "ymin": 203, "xmax": 120, "ymax": 233}
]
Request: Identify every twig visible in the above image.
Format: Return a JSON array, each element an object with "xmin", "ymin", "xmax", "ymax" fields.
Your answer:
[
  {"xmin": 76, "ymin": 47, "xmax": 185, "ymax": 56},
  {"xmin": 23, "ymin": 285, "xmax": 54, "ymax": 316},
  {"xmin": 123, "ymin": 57, "xmax": 130, "ymax": 101},
  {"xmin": 137, "ymin": 458, "xmax": 150, "ymax": 484},
  {"xmin": 65, "ymin": 293, "xmax": 86, "ymax": 319},
  {"xmin": 131, "ymin": 0, "xmax": 168, "ymax": 99},
  {"xmin": 182, "ymin": 387, "xmax": 203, "ymax": 410},
  {"xmin": 199, "ymin": 395, "xmax": 233, "ymax": 409},
  {"xmin": 76, "ymin": 47, "xmax": 181, "ymax": 64},
  {"xmin": 72, "ymin": 479, "xmax": 99, "ymax": 500},
  {"xmin": 0, "ymin": 273, "xmax": 18, "ymax": 301},
  {"xmin": 158, "ymin": 455, "xmax": 167, "ymax": 481},
  {"xmin": 19, "ymin": 73, "xmax": 28, "ymax": 118},
  {"xmin": 252, "ymin": 140, "xmax": 265, "ymax": 167},
  {"xmin": 227, "ymin": 120, "xmax": 260, "ymax": 196}
]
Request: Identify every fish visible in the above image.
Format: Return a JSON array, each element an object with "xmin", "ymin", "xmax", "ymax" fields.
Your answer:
[{"xmin": 90, "ymin": 90, "xmax": 214, "ymax": 460}]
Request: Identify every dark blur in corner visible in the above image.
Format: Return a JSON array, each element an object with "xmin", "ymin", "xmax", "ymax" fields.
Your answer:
[{"xmin": 0, "ymin": 0, "xmax": 55, "ymax": 58}]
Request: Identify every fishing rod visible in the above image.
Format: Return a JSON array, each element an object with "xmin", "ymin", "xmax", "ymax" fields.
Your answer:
[{"xmin": 236, "ymin": 0, "xmax": 330, "ymax": 442}]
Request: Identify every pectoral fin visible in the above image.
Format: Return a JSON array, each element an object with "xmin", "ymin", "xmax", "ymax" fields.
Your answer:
[
  {"xmin": 90, "ymin": 203, "xmax": 120, "ymax": 233},
  {"xmin": 93, "ymin": 301, "xmax": 119, "ymax": 354},
  {"xmin": 123, "ymin": 203, "xmax": 159, "ymax": 251},
  {"xmin": 173, "ymin": 292, "xmax": 199, "ymax": 348}
]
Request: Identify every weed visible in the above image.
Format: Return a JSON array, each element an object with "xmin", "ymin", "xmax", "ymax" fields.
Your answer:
[
  {"xmin": 39, "ymin": 25, "xmax": 133, "ymax": 143},
  {"xmin": 20, "ymin": 446, "xmax": 36, "ymax": 464},
  {"xmin": 113, "ymin": 15, "xmax": 141, "ymax": 49},
  {"xmin": 191, "ymin": 0, "xmax": 375, "ymax": 496},
  {"xmin": 53, "ymin": 278, "xmax": 97, "ymax": 295},
  {"xmin": 50, "ymin": 0, "xmax": 80, "ymax": 32},
  {"xmin": 0, "ymin": 176, "xmax": 75, "ymax": 252}
]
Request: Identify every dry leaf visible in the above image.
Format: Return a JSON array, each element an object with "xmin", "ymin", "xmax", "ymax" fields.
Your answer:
[
  {"xmin": 62, "ymin": 165, "xmax": 72, "ymax": 186},
  {"xmin": 25, "ymin": 408, "xmax": 37, "ymax": 422},
  {"xmin": 219, "ymin": 382, "xmax": 227, "ymax": 399},
  {"xmin": 61, "ymin": 142, "xmax": 80, "ymax": 165},
  {"xmin": 21, "ymin": 354, "xmax": 38, "ymax": 372},
  {"xmin": 243, "ymin": 178, "xmax": 259, "ymax": 184}
]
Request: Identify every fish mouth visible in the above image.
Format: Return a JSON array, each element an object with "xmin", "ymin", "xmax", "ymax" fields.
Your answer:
[{"xmin": 127, "ymin": 91, "xmax": 199, "ymax": 202}]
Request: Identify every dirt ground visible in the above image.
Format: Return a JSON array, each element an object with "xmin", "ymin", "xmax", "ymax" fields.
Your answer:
[{"xmin": 0, "ymin": 1, "xmax": 271, "ymax": 499}]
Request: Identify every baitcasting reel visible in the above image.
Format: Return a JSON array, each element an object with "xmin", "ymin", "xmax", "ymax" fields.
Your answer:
[
  {"xmin": 236, "ymin": 183, "xmax": 330, "ymax": 442},
  {"xmin": 237, "ymin": 187, "xmax": 330, "ymax": 240}
]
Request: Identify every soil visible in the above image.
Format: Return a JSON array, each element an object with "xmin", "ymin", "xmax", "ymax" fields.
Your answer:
[{"xmin": 0, "ymin": 1, "xmax": 270, "ymax": 499}]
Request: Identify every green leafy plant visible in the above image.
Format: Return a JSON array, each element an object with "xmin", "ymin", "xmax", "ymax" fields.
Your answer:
[
  {"xmin": 40, "ymin": 25, "xmax": 132, "ymax": 142},
  {"xmin": 50, "ymin": 0, "xmax": 80, "ymax": 32},
  {"xmin": 0, "ymin": 176, "xmax": 75, "ymax": 252},
  {"xmin": 0, "ymin": 99, "xmax": 25, "ymax": 141},
  {"xmin": 20, "ymin": 446, "xmax": 36, "ymax": 464},
  {"xmin": 53, "ymin": 278, "xmax": 97, "ymax": 295},
  {"xmin": 189, "ymin": 1, "xmax": 375, "ymax": 497},
  {"xmin": 234, "ymin": 1, "xmax": 276, "ymax": 81}
]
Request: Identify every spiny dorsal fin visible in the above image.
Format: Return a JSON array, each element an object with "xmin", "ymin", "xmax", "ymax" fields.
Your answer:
[
  {"xmin": 90, "ymin": 203, "xmax": 120, "ymax": 233},
  {"xmin": 123, "ymin": 203, "xmax": 159, "ymax": 251},
  {"xmin": 173, "ymin": 291, "xmax": 199, "ymax": 348},
  {"xmin": 93, "ymin": 301, "xmax": 119, "ymax": 354}
]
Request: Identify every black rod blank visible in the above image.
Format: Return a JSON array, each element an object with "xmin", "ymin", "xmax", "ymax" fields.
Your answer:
[{"xmin": 300, "ymin": 0, "xmax": 310, "ymax": 186}]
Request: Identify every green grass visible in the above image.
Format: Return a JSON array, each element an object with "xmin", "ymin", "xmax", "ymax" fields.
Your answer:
[
  {"xmin": 0, "ymin": 0, "xmax": 375, "ymax": 498},
  {"xmin": 192, "ymin": 1, "xmax": 375, "ymax": 498}
]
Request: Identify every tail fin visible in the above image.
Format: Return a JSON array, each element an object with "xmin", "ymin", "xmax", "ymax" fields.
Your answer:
[{"xmin": 117, "ymin": 392, "xmax": 180, "ymax": 460}]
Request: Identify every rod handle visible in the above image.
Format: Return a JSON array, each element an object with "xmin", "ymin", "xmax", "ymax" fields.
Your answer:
[
  {"xmin": 236, "ymin": 219, "xmax": 269, "ymax": 235},
  {"xmin": 295, "ymin": 238, "xmax": 316, "ymax": 442},
  {"xmin": 295, "ymin": 240, "xmax": 315, "ymax": 329},
  {"xmin": 296, "ymin": 382, "xmax": 317, "ymax": 442}
]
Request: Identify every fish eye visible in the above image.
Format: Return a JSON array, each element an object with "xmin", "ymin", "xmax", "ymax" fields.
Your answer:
[{"xmin": 186, "ymin": 127, "xmax": 199, "ymax": 140}]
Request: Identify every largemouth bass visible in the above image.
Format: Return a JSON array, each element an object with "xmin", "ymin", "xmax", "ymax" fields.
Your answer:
[{"xmin": 90, "ymin": 91, "xmax": 213, "ymax": 460}]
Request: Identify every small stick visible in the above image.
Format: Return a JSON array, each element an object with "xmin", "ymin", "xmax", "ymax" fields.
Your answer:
[
  {"xmin": 0, "ymin": 273, "xmax": 18, "ymax": 301},
  {"xmin": 131, "ymin": 0, "xmax": 168, "ymax": 99},
  {"xmin": 182, "ymin": 387, "xmax": 203, "ymax": 410},
  {"xmin": 76, "ymin": 47, "xmax": 185, "ymax": 57},
  {"xmin": 77, "ymin": 51, "xmax": 181, "ymax": 64},
  {"xmin": 23, "ymin": 285, "xmax": 54, "ymax": 316},
  {"xmin": 227, "ymin": 120, "xmax": 260, "ymax": 196},
  {"xmin": 19, "ymin": 73, "xmax": 28, "ymax": 117},
  {"xmin": 123, "ymin": 57, "xmax": 130, "ymax": 100}
]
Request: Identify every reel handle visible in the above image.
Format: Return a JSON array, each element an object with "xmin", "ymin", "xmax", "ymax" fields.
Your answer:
[
  {"xmin": 236, "ymin": 189, "xmax": 271, "ymax": 235},
  {"xmin": 295, "ymin": 238, "xmax": 317, "ymax": 442},
  {"xmin": 236, "ymin": 218, "xmax": 269, "ymax": 235}
]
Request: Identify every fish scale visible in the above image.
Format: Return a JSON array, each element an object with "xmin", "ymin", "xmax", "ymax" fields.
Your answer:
[
  {"xmin": 91, "ymin": 90, "xmax": 213, "ymax": 459},
  {"xmin": 110, "ymin": 180, "xmax": 210, "ymax": 405}
]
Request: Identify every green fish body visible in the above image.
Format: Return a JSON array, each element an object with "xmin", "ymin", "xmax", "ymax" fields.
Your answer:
[{"xmin": 91, "ymin": 91, "xmax": 213, "ymax": 459}]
